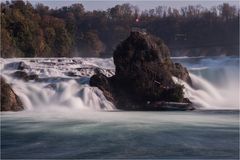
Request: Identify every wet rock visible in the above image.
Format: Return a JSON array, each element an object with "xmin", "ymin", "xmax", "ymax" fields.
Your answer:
[
  {"xmin": 94, "ymin": 68, "xmax": 102, "ymax": 75},
  {"xmin": 0, "ymin": 77, "xmax": 24, "ymax": 111},
  {"xmin": 144, "ymin": 101, "xmax": 195, "ymax": 111},
  {"xmin": 183, "ymin": 98, "xmax": 192, "ymax": 104},
  {"xmin": 12, "ymin": 71, "xmax": 28, "ymax": 81},
  {"xmin": 4, "ymin": 61, "xmax": 29, "ymax": 70},
  {"xmin": 90, "ymin": 31, "xmax": 194, "ymax": 110},
  {"xmin": 90, "ymin": 73, "xmax": 114, "ymax": 103},
  {"xmin": 28, "ymin": 74, "xmax": 39, "ymax": 81},
  {"xmin": 18, "ymin": 61, "xmax": 30, "ymax": 70},
  {"xmin": 65, "ymin": 71, "xmax": 78, "ymax": 77},
  {"xmin": 171, "ymin": 63, "xmax": 192, "ymax": 85},
  {"xmin": 12, "ymin": 71, "xmax": 38, "ymax": 81}
]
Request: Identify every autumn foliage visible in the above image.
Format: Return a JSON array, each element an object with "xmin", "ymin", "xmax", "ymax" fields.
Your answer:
[{"xmin": 1, "ymin": 1, "xmax": 239, "ymax": 57}]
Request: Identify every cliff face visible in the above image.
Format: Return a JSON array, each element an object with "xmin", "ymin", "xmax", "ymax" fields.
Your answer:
[{"xmin": 90, "ymin": 31, "xmax": 193, "ymax": 110}]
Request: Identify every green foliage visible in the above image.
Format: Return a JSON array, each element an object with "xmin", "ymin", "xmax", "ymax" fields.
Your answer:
[{"xmin": 0, "ymin": 1, "xmax": 239, "ymax": 57}]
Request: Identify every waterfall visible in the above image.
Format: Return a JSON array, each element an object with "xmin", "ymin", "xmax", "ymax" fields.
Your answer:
[
  {"xmin": 172, "ymin": 56, "xmax": 239, "ymax": 109},
  {"xmin": 1, "ymin": 56, "xmax": 239, "ymax": 111},
  {"xmin": 11, "ymin": 79, "xmax": 114, "ymax": 111},
  {"xmin": 1, "ymin": 58, "xmax": 115, "ymax": 112}
]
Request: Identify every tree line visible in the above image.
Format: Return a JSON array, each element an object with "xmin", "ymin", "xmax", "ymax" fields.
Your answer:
[{"xmin": 1, "ymin": 0, "xmax": 239, "ymax": 57}]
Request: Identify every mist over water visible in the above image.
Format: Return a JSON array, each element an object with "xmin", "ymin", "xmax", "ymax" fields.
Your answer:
[
  {"xmin": 1, "ymin": 56, "xmax": 239, "ymax": 111},
  {"xmin": 1, "ymin": 109, "xmax": 239, "ymax": 159},
  {"xmin": 172, "ymin": 56, "xmax": 239, "ymax": 109},
  {"xmin": 1, "ymin": 56, "xmax": 239, "ymax": 159},
  {"xmin": 1, "ymin": 58, "xmax": 115, "ymax": 112}
]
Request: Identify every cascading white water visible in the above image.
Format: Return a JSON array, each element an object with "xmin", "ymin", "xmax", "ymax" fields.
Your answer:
[
  {"xmin": 1, "ymin": 58, "xmax": 239, "ymax": 160},
  {"xmin": 173, "ymin": 73, "xmax": 238, "ymax": 109},
  {"xmin": 1, "ymin": 56, "xmax": 239, "ymax": 111},
  {"xmin": 1, "ymin": 58, "xmax": 115, "ymax": 112},
  {"xmin": 10, "ymin": 79, "xmax": 114, "ymax": 111},
  {"xmin": 172, "ymin": 56, "xmax": 239, "ymax": 109}
]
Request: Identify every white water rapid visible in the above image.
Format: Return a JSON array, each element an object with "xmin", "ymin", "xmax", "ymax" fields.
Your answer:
[
  {"xmin": 0, "ymin": 58, "xmax": 115, "ymax": 111},
  {"xmin": 0, "ymin": 56, "xmax": 239, "ymax": 111},
  {"xmin": 173, "ymin": 56, "xmax": 239, "ymax": 109}
]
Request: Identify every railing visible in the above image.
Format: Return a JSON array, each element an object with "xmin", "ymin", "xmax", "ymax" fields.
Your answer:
[{"xmin": 131, "ymin": 27, "xmax": 147, "ymax": 34}]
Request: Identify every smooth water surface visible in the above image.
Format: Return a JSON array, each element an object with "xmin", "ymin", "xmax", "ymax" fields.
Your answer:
[{"xmin": 1, "ymin": 110, "xmax": 239, "ymax": 159}]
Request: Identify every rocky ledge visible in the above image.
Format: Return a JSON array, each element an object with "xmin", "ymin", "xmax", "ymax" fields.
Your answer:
[
  {"xmin": 90, "ymin": 31, "xmax": 194, "ymax": 111},
  {"xmin": 1, "ymin": 77, "xmax": 24, "ymax": 111}
]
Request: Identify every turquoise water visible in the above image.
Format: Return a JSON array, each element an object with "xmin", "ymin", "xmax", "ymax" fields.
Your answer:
[{"xmin": 1, "ymin": 110, "xmax": 239, "ymax": 159}]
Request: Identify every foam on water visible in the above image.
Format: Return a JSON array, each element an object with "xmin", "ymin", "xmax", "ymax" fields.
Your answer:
[
  {"xmin": 173, "ymin": 73, "xmax": 237, "ymax": 109},
  {"xmin": 1, "ymin": 57, "xmax": 239, "ymax": 159},
  {"xmin": 1, "ymin": 58, "xmax": 115, "ymax": 111},
  {"xmin": 172, "ymin": 56, "xmax": 239, "ymax": 109},
  {"xmin": 0, "ymin": 56, "xmax": 239, "ymax": 111}
]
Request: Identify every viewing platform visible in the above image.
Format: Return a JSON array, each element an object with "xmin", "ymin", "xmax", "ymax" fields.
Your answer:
[{"xmin": 131, "ymin": 27, "xmax": 147, "ymax": 35}]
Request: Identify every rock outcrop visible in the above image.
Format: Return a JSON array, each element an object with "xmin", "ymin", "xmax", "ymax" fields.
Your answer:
[
  {"xmin": 90, "ymin": 31, "xmax": 193, "ymax": 110},
  {"xmin": 1, "ymin": 77, "xmax": 24, "ymax": 111},
  {"xmin": 4, "ymin": 61, "xmax": 30, "ymax": 70},
  {"xmin": 12, "ymin": 71, "xmax": 39, "ymax": 81},
  {"xmin": 17, "ymin": 61, "xmax": 30, "ymax": 70}
]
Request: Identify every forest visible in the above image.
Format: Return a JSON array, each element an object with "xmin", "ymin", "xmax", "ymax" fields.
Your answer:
[{"xmin": 1, "ymin": 0, "xmax": 239, "ymax": 57}]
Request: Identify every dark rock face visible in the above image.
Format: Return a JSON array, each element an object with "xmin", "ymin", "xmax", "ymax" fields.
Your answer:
[
  {"xmin": 18, "ymin": 61, "xmax": 30, "ymax": 70},
  {"xmin": 3, "ymin": 61, "xmax": 30, "ymax": 70},
  {"xmin": 65, "ymin": 71, "xmax": 78, "ymax": 77},
  {"xmin": 170, "ymin": 63, "xmax": 192, "ymax": 85},
  {"xmin": 90, "ymin": 31, "xmax": 193, "ymax": 110},
  {"xmin": 89, "ymin": 73, "xmax": 115, "ymax": 103},
  {"xmin": 1, "ymin": 77, "xmax": 24, "ymax": 111},
  {"xmin": 12, "ymin": 71, "xmax": 39, "ymax": 81}
]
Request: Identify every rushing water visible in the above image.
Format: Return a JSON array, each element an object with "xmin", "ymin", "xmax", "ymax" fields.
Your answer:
[
  {"xmin": 172, "ymin": 56, "xmax": 239, "ymax": 109},
  {"xmin": 1, "ymin": 56, "xmax": 239, "ymax": 159}
]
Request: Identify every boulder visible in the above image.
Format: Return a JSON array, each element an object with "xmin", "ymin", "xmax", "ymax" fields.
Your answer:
[
  {"xmin": 90, "ymin": 31, "xmax": 193, "ymax": 110},
  {"xmin": 18, "ymin": 61, "xmax": 30, "ymax": 70},
  {"xmin": 65, "ymin": 71, "xmax": 78, "ymax": 77},
  {"xmin": 0, "ymin": 77, "xmax": 24, "ymax": 111},
  {"xmin": 113, "ymin": 31, "xmax": 191, "ymax": 86},
  {"xmin": 28, "ymin": 74, "xmax": 39, "ymax": 81},
  {"xmin": 12, "ymin": 71, "xmax": 38, "ymax": 81},
  {"xmin": 90, "ymin": 73, "xmax": 115, "ymax": 103},
  {"xmin": 4, "ymin": 61, "xmax": 29, "ymax": 70},
  {"xmin": 12, "ymin": 71, "xmax": 28, "ymax": 81}
]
